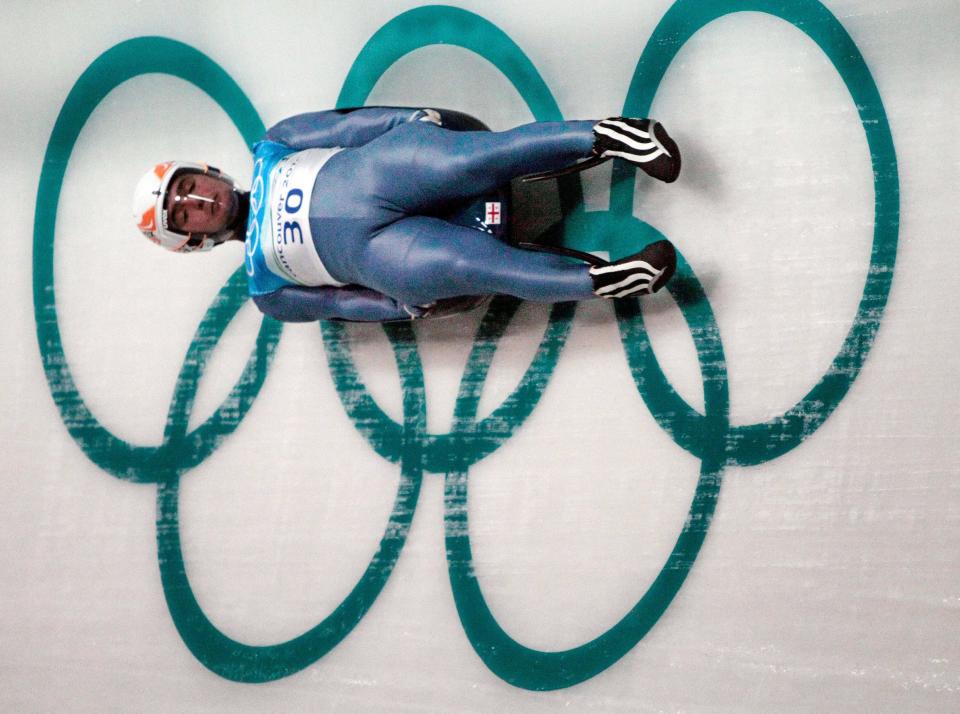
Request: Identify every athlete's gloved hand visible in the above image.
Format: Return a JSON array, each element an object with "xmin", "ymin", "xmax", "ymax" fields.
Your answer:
[
  {"xmin": 589, "ymin": 239, "xmax": 677, "ymax": 298},
  {"xmin": 592, "ymin": 118, "xmax": 681, "ymax": 183},
  {"xmin": 402, "ymin": 302, "xmax": 436, "ymax": 319},
  {"xmin": 414, "ymin": 109, "xmax": 443, "ymax": 126}
]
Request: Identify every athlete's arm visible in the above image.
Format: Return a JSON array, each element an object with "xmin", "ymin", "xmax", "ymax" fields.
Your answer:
[
  {"xmin": 252, "ymin": 284, "xmax": 420, "ymax": 323},
  {"xmin": 264, "ymin": 107, "xmax": 439, "ymax": 149}
]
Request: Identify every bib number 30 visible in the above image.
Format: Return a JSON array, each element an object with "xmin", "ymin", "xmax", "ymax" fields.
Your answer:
[{"xmin": 282, "ymin": 188, "xmax": 304, "ymax": 244}]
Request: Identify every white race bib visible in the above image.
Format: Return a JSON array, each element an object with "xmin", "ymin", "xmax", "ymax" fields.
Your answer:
[{"xmin": 263, "ymin": 148, "xmax": 345, "ymax": 287}]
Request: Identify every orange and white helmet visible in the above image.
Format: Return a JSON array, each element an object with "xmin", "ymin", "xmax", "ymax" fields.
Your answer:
[{"xmin": 132, "ymin": 161, "xmax": 239, "ymax": 253}]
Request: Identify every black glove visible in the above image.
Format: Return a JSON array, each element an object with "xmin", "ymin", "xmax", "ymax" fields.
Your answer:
[{"xmin": 592, "ymin": 118, "xmax": 681, "ymax": 183}]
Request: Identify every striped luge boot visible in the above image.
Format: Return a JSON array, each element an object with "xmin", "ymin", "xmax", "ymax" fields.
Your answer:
[
  {"xmin": 592, "ymin": 118, "xmax": 681, "ymax": 183},
  {"xmin": 589, "ymin": 239, "xmax": 677, "ymax": 298}
]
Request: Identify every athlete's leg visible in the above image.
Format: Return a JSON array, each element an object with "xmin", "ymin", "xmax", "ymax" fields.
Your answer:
[
  {"xmin": 359, "ymin": 120, "xmax": 596, "ymax": 211},
  {"xmin": 354, "ymin": 216, "xmax": 595, "ymax": 306}
]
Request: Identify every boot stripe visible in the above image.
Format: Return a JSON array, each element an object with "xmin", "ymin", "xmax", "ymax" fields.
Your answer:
[
  {"xmin": 590, "ymin": 259, "xmax": 658, "ymax": 276},
  {"xmin": 609, "ymin": 282, "xmax": 653, "ymax": 298},
  {"xmin": 595, "ymin": 269, "xmax": 661, "ymax": 296},
  {"xmin": 595, "ymin": 274, "xmax": 651, "ymax": 296},
  {"xmin": 604, "ymin": 265, "xmax": 666, "ymax": 297},
  {"xmin": 594, "ymin": 124, "xmax": 658, "ymax": 152},
  {"xmin": 601, "ymin": 147, "xmax": 666, "ymax": 164},
  {"xmin": 598, "ymin": 119, "xmax": 674, "ymax": 160},
  {"xmin": 598, "ymin": 119, "xmax": 651, "ymax": 140}
]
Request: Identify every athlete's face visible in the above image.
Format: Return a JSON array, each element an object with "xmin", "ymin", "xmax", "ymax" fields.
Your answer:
[{"xmin": 166, "ymin": 172, "xmax": 237, "ymax": 236}]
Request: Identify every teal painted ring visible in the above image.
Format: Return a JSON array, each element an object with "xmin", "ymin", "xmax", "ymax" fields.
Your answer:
[
  {"xmin": 30, "ymin": 37, "xmax": 425, "ymax": 683},
  {"xmin": 154, "ymin": 325, "xmax": 427, "ymax": 682},
  {"xmin": 31, "ymin": 37, "xmax": 276, "ymax": 482},
  {"xmin": 326, "ymin": 5, "xmax": 581, "ymax": 467},
  {"xmin": 616, "ymin": 0, "xmax": 899, "ymax": 465},
  {"xmin": 31, "ymin": 0, "xmax": 898, "ymax": 692},
  {"xmin": 444, "ymin": 246, "xmax": 729, "ymax": 691}
]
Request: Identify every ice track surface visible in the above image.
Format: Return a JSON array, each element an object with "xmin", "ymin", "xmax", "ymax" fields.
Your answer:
[{"xmin": 1, "ymin": 0, "xmax": 958, "ymax": 710}]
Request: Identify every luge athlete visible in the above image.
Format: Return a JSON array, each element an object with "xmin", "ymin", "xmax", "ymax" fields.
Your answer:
[{"xmin": 133, "ymin": 107, "xmax": 681, "ymax": 322}]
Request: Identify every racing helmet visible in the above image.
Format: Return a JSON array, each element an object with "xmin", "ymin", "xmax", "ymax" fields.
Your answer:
[{"xmin": 132, "ymin": 161, "xmax": 240, "ymax": 253}]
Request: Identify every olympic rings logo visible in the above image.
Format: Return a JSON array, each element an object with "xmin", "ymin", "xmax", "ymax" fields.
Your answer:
[
  {"xmin": 33, "ymin": 0, "xmax": 898, "ymax": 691},
  {"xmin": 244, "ymin": 159, "xmax": 265, "ymax": 277}
]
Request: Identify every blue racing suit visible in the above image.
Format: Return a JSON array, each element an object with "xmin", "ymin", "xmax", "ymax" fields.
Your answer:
[{"xmin": 245, "ymin": 107, "xmax": 597, "ymax": 322}]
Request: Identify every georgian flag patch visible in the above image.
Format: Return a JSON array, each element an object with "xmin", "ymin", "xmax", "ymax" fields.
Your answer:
[{"xmin": 484, "ymin": 202, "xmax": 502, "ymax": 225}]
